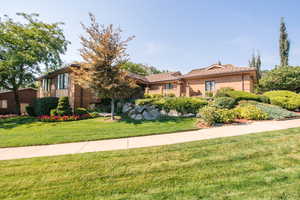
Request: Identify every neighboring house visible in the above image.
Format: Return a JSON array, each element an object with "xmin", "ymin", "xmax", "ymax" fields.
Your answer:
[
  {"xmin": 37, "ymin": 63, "xmax": 257, "ymax": 109},
  {"xmin": 0, "ymin": 88, "xmax": 37, "ymax": 114}
]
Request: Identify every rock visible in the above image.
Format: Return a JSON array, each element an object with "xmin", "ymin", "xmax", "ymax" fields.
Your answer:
[
  {"xmin": 168, "ymin": 109, "xmax": 181, "ymax": 117},
  {"xmin": 143, "ymin": 111, "xmax": 155, "ymax": 120},
  {"xmin": 149, "ymin": 109, "xmax": 160, "ymax": 119},
  {"xmin": 134, "ymin": 114, "xmax": 143, "ymax": 120},
  {"xmin": 135, "ymin": 105, "xmax": 145, "ymax": 113},
  {"xmin": 129, "ymin": 113, "xmax": 136, "ymax": 120},
  {"xmin": 182, "ymin": 113, "xmax": 196, "ymax": 118},
  {"xmin": 160, "ymin": 109, "xmax": 168, "ymax": 116},
  {"xmin": 122, "ymin": 103, "xmax": 133, "ymax": 113},
  {"xmin": 99, "ymin": 112, "xmax": 111, "ymax": 117}
]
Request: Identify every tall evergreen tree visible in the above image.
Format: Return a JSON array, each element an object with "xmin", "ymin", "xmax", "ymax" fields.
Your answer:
[
  {"xmin": 279, "ymin": 17, "xmax": 290, "ymax": 67},
  {"xmin": 248, "ymin": 52, "xmax": 262, "ymax": 80}
]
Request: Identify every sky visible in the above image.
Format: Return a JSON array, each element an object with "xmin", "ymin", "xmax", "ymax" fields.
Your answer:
[{"xmin": 1, "ymin": 0, "xmax": 300, "ymax": 73}]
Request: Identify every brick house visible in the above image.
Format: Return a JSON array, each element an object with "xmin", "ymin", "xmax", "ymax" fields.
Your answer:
[
  {"xmin": 0, "ymin": 88, "xmax": 37, "ymax": 114},
  {"xmin": 37, "ymin": 63, "xmax": 257, "ymax": 109}
]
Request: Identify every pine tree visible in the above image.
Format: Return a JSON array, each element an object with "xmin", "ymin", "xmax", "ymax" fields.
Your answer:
[
  {"xmin": 56, "ymin": 96, "xmax": 72, "ymax": 116},
  {"xmin": 248, "ymin": 52, "xmax": 262, "ymax": 81},
  {"xmin": 279, "ymin": 17, "xmax": 290, "ymax": 67}
]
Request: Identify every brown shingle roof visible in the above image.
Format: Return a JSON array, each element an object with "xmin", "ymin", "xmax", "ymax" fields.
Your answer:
[
  {"xmin": 145, "ymin": 72, "xmax": 181, "ymax": 83},
  {"xmin": 183, "ymin": 64, "xmax": 256, "ymax": 78}
]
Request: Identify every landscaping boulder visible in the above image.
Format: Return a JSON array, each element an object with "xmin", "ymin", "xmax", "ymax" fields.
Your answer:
[
  {"xmin": 123, "ymin": 103, "xmax": 161, "ymax": 121},
  {"xmin": 168, "ymin": 110, "xmax": 182, "ymax": 117}
]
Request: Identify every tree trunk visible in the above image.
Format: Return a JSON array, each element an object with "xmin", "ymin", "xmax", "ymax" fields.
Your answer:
[
  {"xmin": 111, "ymin": 98, "xmax": 115, "ymax": 120},
  {"xmin": 13, "ymin": 89, "xmax": 21, "ymax": 115}
]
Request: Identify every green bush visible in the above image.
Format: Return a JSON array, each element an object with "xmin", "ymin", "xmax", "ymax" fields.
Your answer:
[
  {"xmin": 50, "ymin": 109, "xmax": 58, "ymax": 116},
  {"xmin": 215, "ymin": 87, "xmax": 234, "ymax": 97},
  {"xmin": 74, "ymin": 107, "xmax": 89, "ymax": 115},
  {"xmin": 157, "ymin": 97, "xmax": 208, "ymax": 114},
  {"xmin": 205, "ymin": 91, "xmax": 214, "ymax": 97},
  {"xmin": 198, "ymin": 106, "xmax": 219, "ymax": 126},
  {"xmin": 198, "ymin": 106, "xmax": 236, "ymax": 125},
  {"xmin": 258, "ymin": 66, "xmax": 300, "ymax": 93},
  {"xmin": 25, "ymin": 106, "xmax": 35, "ymax": 116},
  {"xmin": 264, "ymin": 90, "xmax": 300, "ymax": 110},
  {"xmin": 226, "ymin": 90, "xmax": 269, "ymax": 103},
  {"xmin": 135, "ymin": 98, "xmax": 155, "ymax": 106},
  {"xmin": 33, "ymin": 97, "xmax": 59, "ymax": 116},
  {"xmin": 234, "ymin": 105, "xmax": 269, "ymax": 120},
  {"xmin": 56, "ymin": 97, "xmax": 73, "ymax": 116},
  {"xmin": 213, "ymin": 97, "xmax": 236, "ymax": 109},
  {"xmin": 144, "ymin": 94, "xmax": 163, "ymax": 99}
]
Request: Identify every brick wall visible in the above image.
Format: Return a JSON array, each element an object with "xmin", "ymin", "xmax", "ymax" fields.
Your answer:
[{"xmin": 0, "ymin": 89, "xmax": 37, "ymax": 114}]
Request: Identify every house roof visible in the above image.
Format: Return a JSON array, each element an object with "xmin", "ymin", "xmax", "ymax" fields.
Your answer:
[
  {"xmin": 183, "ymin": 64, "xmax": 256, "ymax": 79},
  {"xmin": 144, "ymin": 72, "xmax": 181, "ymax": 83},
  {"xmin": 36, "ymin": 63, "xmax": 257, "ymax": 83}
]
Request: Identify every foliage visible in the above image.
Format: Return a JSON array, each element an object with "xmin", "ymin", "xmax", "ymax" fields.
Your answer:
[
  {"xmin": 258, "ymin": 66, "xmax": 300, "ymax": 93},
  {"xmin": 144, "ymin": 94, "xmax": 164, "ymax": 99},
  {"xmin": 198, "ymin": 106, "xmax": 236, "ymax": 125},
  {"xmin": 249, "ymin": 52, "xmax": 262, "ymax": 80},
  {"xmin": 239, "ymin": 100, "xmax": 300, "ymax": 120},
  {"xmin": 214, "ymin": 87, "xmax": 234, "ymax": 97},
  {"xmin": 234, "ymin": 105, "xmax": 269, "ymax": 120},
  {"xmin": 213, "ymin": 97, "xmax": 236, "ymax": 109},
  {"xmin": 71, "ymin": 13, "xmax": 138, "ymax": 120},
  {"xmin": 50, "ymin": 109, "xmax": 58, "ymax": 116},
  {"xmin": 0, "ymin": 13, "xmax": 69, "ymax": 114},
  {"xmin": 264, "ymin": 90, "xmax": 300, "ymax": 110},
  {"xmin": 135, "ymin": 98, "xmax": 155, "ymax": 106},
  {"xmin": 38, "ymin": 114, "xmax": 91, "ymax": 122},
  {"xmin": 226, "ymin": 90, "xmax": 269, "ymax": 103},
  {"xmin": 56, "ymin": 96, "xmax": 73, "ymax": 116},
  {"xmin": 74, "ymin": 107, "xmax": 89, "ymax": 115},
  {"xmin": 33, "ymin": 97, "xmax": 59, "ymax": 116},
  {"xmin": 279, "ymin": 17, "xmax": 290, "ymax": 67},
  {"xmin": 120, "ymin": 61, "xmax": 162, "ymax": 76},
  {"xmin": 25, "ymin": 106, "xmax": 35, "ymax": 116},
  {"xmin": 205, "ymin": 91, "xmax": 214, "ymax": 97}
]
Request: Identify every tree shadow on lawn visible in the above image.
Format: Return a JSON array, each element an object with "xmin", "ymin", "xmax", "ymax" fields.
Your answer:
[
  {"xmin": 120, "ymin": 116, "xmax": 187, "ymax": 125},
  {"xmin": 0, "ymin": 116, "xmax": 37, "ymax": 129}
]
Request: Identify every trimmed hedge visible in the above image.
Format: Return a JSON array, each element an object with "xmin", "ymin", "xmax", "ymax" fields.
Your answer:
[
  {"xmin": 74, "ymin": 107, "xmax": 89, "ymax": 115},
  {"xmin": 264, "ymin": 90, "xmax": 300, "ymax": 111},
  {"xmin": 226, "ymin": 90, "xmax": 269, "ymax": 103},
  {"xmin": 136, "ymin": 97, "xmax": 208, "ymax": 114},
  {"xmin": 213, "ymin": 97, "xmax": 236, "ymax": 109},
  {"xmin": 214, "ymin": 87, "xmax": 234, "ymax": 97},
  {"xmin": 25, "ymin": 106, "xmax": 35, "ymax": 116},
  {"xmin": 234, "ymin": 105, "xmax": 269, "ymax": 120},
  {"xmin": 33, "ymin": 97, "xmax": 59, "ymax": 116},
  {"xmin": 198, "ymin": 106, "xmax": 236, "ymax": 126}
]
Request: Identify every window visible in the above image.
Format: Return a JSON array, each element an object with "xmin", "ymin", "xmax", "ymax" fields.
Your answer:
[
  {"xmin": 205, "ymin": 80, "xmax": 215, "ymax": 91},
  {"xmin": 0, "ymin": 100, "xmax": 7, "ymax": 109},
  {"xmin": 165, "ymin": 83, "xmax": 173, "ymax": 90},
  {"xmin": 42, "ymin": 79, "xmax": 51, "ymax": 91},
  {"xmin": 57, "ymin": 73, "xmax": 69, "ymax": 89}
]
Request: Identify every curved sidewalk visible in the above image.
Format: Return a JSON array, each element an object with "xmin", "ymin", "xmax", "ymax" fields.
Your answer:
[{"xmin": 1, "ymin": 118, "xmax": 300, "ymax": 161}]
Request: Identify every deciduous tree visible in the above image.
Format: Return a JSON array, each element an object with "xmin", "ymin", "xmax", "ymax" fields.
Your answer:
[
  {"xmin": 0, "ymin": 13, "xmax": 69, "ymax": 114},
  {"xmin": 71, "ymin": 13, "xmax": 138, "ymax": 120}
]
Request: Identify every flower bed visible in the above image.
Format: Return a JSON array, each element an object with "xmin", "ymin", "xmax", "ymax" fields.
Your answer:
[
  {"xmin": 0, "ymin": 114, "xmax": 18, "ymax": 119},
  {"xmin": 37, "ymin": 114, "xmax": 92, "ymax": 122}
]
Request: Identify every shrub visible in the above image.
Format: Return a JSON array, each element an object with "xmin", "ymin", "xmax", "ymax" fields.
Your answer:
[
  {"xmin": 56, "ymin": 97, "xmax": 73, "ymax": 116},
  {"xmin": 198, "ymin": 106, "xmax": 219, "ymax": 126},
  {"xmin": 215, "ymin": 87, "xmax": 234, "ymax": 97},
  {"xmin": 144, "ymin": 94, "xmax": 163, "ymax": 99},
  {"xmin": 226, "ymin": 90, "xmax": 269, "ymax": 103},
  {"xmin": 165, "ymin": 93, "xmax": 175, "ymax": 97},
  {"xmin": 157, "ymin": 97, "xmax": 208, "ymax": 114},
  {"xmin": 234, "ymin": 105, "xmax": 269, "ymax": 120},
  {"xmin": 205, "ymin": 91, "xmax": 214, "ymax": 97},
  {"xmin": 50, "ymin": 109, "xmax": 58, "ymax": 116},
  {"xmin": 198, "ymin": 106, "xmax": 236, "ymax": 125},
  {"xmin": 217, "ymin": 109, "xmax": 237, "ymax": 123},
  {"xmin": 264, "ymin": 90, "xmax": 300, "ymax": 110},
  {"xmin": 258, "ymin": 66, "xmax": 300, "ymax": 93},
  {"xmin": 135, "ymin": 98, "xmax": 155, "ymax": 106},
  {"xmin": 33, "ymin": 97, "xmax": 59, "ymax": 116},
  {"xmin": 74, "ymin": 107, "xmax": 89, "ymax": 115},
  {"xmin": 213, "ymin": 97, "xmax": 236, "ymax": 109},
  {"xmin": 25, "ymin": 106, "xmax": 35, "ymax": 116}
]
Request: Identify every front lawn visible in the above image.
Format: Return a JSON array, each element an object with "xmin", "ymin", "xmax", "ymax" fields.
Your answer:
[
  {"xmin": 1, "ymin": 127, "xmax": 300, "ymax": 199},
  {"xmin": 0, "ymin": 116, "xmax": 198, "ymax": 147}
]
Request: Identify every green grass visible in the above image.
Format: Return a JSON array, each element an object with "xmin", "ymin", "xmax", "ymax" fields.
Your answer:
[
  {"xmin": 1, "ymin": 127, "xmax": 300, "ymax": 199},
  {"xmin": 0, "ymin": 116, "xmax": 198, "ymax": 147}
]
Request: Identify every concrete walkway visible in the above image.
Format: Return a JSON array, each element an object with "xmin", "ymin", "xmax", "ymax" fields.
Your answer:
[{"xmin": 1, "ymin": 118, "xmax": 300, "ymax": 161}]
